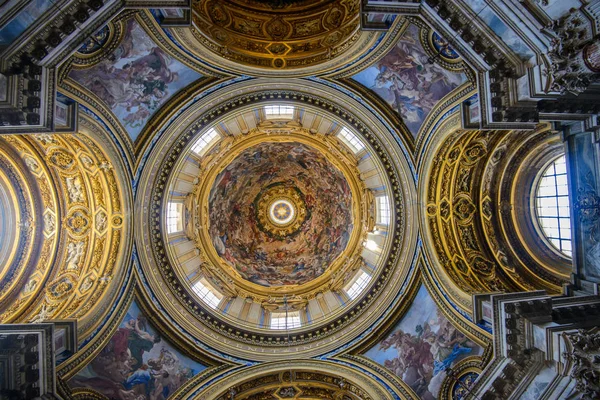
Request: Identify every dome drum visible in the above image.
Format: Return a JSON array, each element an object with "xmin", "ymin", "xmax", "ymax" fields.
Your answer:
[
  {"xmin": 178, "ymin": 123, "xmax": 372, "ymax": 313},
  {"xmin": 134, "ymin": 82, "xmax": 417, "ymax": 359},
  {"xmin": 133, "ymin": 79, "xmax": 415, "ymax": 359}
]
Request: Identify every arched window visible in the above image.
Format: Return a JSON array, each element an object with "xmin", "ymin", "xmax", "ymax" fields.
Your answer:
[{"xmin": 535, "ymin": 155, "xmax": 571, "ymax": 257}]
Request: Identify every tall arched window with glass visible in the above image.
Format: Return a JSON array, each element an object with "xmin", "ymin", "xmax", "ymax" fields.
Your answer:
[{"xmin": 535, "ymin": 155, "xmax": 572, "ymax": 257}]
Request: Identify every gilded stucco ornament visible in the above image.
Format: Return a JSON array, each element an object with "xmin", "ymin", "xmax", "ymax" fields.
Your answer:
[
  {"xmin": 135, "ymin": 79, "xmax": 417, "ymax": 360},
  {"xmin": 563, "ymin": 328, "xmax": 600, "ymax": 400},
  {"xmin": 185, "ymin": 123, "xmax": 368, "ymax": 299},
  {"xmin": 422, "ymin": 123, "xmax": 571, "ymax": 312},
  {"xmin": 256, "ymin": 185, "xmax": 308, "ymax": 238},
  {"xmin": 195, "ymin": 360, "xmax": 394, "ymax": 399},
  {"xmin": 0, "ymin": 127, "xmax": 130, "ymax": 342},
  {"xmin": 192, "ymin": 0, "xmax": 361, "ymax": 70},
  {"xmin": 575, "ymin": 185, "xmax": 600, "ymax": 225},
  {"xmin": 544, "ymin": 10, "xmax": 600, "ymax": 95}
]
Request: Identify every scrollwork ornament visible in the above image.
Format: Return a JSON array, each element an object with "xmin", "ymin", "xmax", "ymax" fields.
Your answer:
[
  {"xmin": 47, "ymin": 274, "xmax": 77, "ymax": 300},
  {"xmin": 544, "ymin": 11, "xmax": 600, "ymax": 95},
  {"xmin": 563, "ymin": 329, "xmax": 600, "ymax": 400},
  {"xmin": 575, "ymin": 187, "xmax": 600, "ymax": 225},
  {"xmin": 48, "ymin": 149, "xmax": 77, "ymax": 172}
]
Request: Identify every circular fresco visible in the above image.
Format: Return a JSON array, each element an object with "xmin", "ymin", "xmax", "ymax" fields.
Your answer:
[
  {"xmin": 451, "ymin": 372, "xmax": 479, "ymax": 399},
  {"xmin": 78, "ymin": 25, "xmax": 111, "ymax": 55},
  {"xmin": 208, "ymin": 141, "xmax": 353, "ymax": 287},
  {"xmin": 430, "ymin": 31, "xmax": 460, "ymax": 61}
]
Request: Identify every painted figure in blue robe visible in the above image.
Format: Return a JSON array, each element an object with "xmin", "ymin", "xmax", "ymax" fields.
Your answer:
[
  {"xmin": 123, "ymin": 365, "xmax": 154, "ymax": 393},
  {"xmin": 432, "ymin": 343, "xmax": 472, "ymax": 376},
  {"xmin": 293, "ymin": 258, "xmax": 306, "ymax": 274}
]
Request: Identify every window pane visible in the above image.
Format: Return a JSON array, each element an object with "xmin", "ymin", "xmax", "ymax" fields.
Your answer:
[
  {"xmin": 338, "ymin": 127, "xmax": 365, "ymax": 153},
  {"xmin": 541, "ymin": 218, "xmax": 558, "ymax": 229},
  {"xmin": 167, "ymin": 202, "xmax": 183, "ymax": 233},
  {"xmin": 377, "ymin": 196, "xmax": 390, "ymax": 225},
  {"xmin": 192, "ymin": 280, "xmax": 223, "ymax": 309},
  {"xmin": 270, "ymin": 311, "xmax": 301, "ymax": 329},
  {"xmin": 535, "ymin": 155, "xmax": 571, "ymax": 257},
  {"xmin": 264, "ymin": 105, "xmax": 295, "ymax": 120},
  {"xmin": 345, "ymin": 271, "xmax": 372, "ymax": 299},
  {"xmin": 554, "ymin": 160, "xmax": 566, "ymax": 174},
  {"xmin": 191, "ymin": 128, "xmax": 219, "ymax": 155},
  {"xmin": 557, "ymin": 185, "xmax": 568, "ymax": 196}
]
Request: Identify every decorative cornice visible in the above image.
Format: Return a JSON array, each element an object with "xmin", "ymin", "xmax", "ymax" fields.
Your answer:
[{"xmin": 148, "ymin": 90, "xmax": 405, "ymax": 344}]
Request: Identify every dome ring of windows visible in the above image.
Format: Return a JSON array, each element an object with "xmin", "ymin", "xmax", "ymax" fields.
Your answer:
[{"xmin": 135, "ymin": 80, "xmax": 417, "ymax": 360}]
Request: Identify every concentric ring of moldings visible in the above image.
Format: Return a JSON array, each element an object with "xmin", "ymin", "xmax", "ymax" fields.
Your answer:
[
  {"xmin": 190, "ymin": 130, "xmax": 366, "ymax": 295},
  {"xmin": 257, "ymin": 184, "xmax": 307, "ymax": 236},
  {"xmin": 423, "ymin": 125, "xmax": 570, "ymax": 308},
  {"xmin": 215, "ymin": 370, "xmax": 370, "ymax": 400},
  {"xmin": 0, "ymin": 127, "xmax": 131, "ymax": 341},
  {"xmin": 0, "ymin": 140, "xmax": 41, "ymax": 314},
  {"xmin": 190, "ymin": 360, "xmax": 394, "ymax": 399},
  {"xmin": 135, "ymin": 78, "xmax": 418, "ymax": 360},
  {"xmin": 192, "ymin": 0, "xmax": 360, "ymax": 70}
]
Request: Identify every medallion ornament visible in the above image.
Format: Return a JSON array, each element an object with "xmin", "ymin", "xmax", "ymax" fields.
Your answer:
[{"xmin": 256, "ymin": 184, "xmax": 308, "ymax": 237}]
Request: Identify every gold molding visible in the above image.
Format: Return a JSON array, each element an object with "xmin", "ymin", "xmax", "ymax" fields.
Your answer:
[{"xmin": 175, "ymin": 122, "xmax": 371, "ymax": 302}]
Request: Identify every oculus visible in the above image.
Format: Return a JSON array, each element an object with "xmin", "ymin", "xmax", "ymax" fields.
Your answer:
[
  {"xmin": 535, "ymin": 154, "xmax": 572, "ymax": 257},
  {"xmin": 270, "ymin": 200, "xmax": 293, "ymax": 224},
  {"xmin": 257, "ymin": 184, "xmax": 308, "ymax": 236}
]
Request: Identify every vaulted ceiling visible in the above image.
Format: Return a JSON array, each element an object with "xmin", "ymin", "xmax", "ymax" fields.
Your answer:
[{"xmin": 1, "ymin": 0, "xmax": 597, "ymax": 399}]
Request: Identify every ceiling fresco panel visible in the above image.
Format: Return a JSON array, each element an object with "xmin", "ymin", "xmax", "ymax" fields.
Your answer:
[
  {"xmin": 68, "ymin": 300, "xmax": 207, "ymax": 400},
  {"xmin": 363, "ymin": 284, "xmax": 484, "ymax": 400},
  {"xmin": 351, "ymin": 24, "xmax": 467, "ymax": 139},
  {"xmin": 69, "ymin": 18, "xmax": 203, "ymax": 141},
  {"xmin": 208, "ymin": 141, "xmax": 354, "ymax": 288}
]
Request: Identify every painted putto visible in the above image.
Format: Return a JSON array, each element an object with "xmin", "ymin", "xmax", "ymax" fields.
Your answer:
[
  {"xmin": 365, "ymin": 285, "xmax": 482, "ymax": 399},
  {"xmin": 70, "ymin": 301, "xmax": 205, "ymax": 400},
  {"xmin": 69, "ymin": 18, "xmax": 201, "ymax": 140},
  {"xmin": 208, "ymin": 142, "xmax": 354, "ymax": 287},
  {"xmin": 352, "ymin": 24, "xmax": 466, "ymax": 137}
]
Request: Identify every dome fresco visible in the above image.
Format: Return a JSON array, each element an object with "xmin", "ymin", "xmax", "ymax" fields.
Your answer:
[
  {"xmin": 3, "ymin": 1, "xmax": 595, "ymax": 399},
  {"xmin": 208, "ymin": 141, "xmax": 353, "ymax": 287}
]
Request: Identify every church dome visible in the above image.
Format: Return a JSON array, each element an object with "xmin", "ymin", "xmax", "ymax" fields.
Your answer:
[
  {"xmin": 135, "ymin": 78, "xmax": 418, "ymax": 360},
  {"xmin": 207, "ymin": 141, "xmax": 355, "ymax": 288}
]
